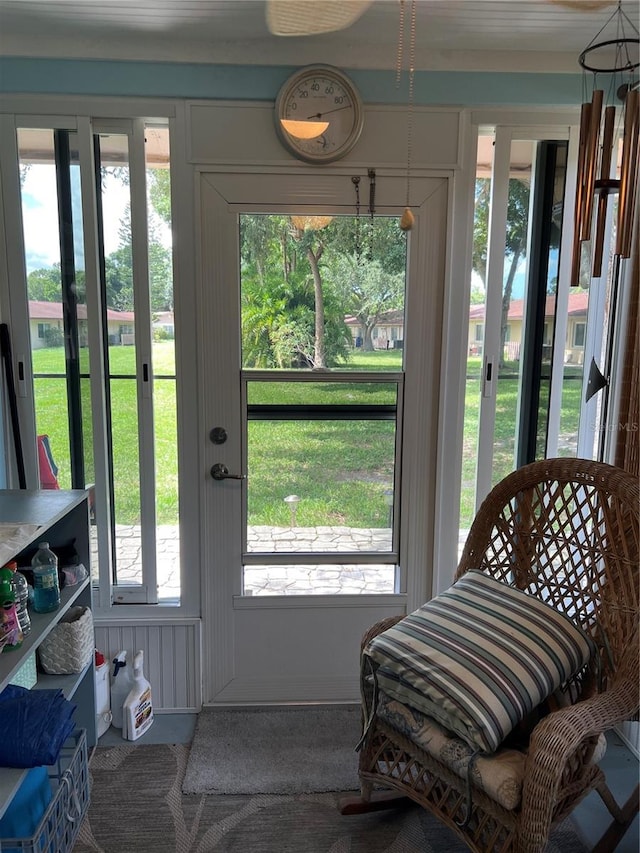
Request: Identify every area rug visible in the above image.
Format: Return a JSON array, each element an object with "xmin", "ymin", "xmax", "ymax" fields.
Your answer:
[
  {"xmin": 73, "ymin": 742, "xmax": 587, "ymax": 853},
  {"xmin": 182, "ymin": 705, "xmax": 361, "ymax": 795}
]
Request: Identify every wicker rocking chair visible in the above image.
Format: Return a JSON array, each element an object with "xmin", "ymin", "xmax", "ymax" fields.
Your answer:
[{"xmin": 344, "ymin": 458, "xmax": 639, "ymax": 852}]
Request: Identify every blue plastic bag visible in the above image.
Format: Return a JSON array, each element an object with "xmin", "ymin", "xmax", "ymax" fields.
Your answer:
[{"xmin": 0, "ymin": 684, "xmax": 76, "ymax": 767}]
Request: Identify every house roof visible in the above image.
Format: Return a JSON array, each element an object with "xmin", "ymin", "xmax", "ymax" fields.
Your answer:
[
  {"xmin": 468, "ymin": 291, "xmax": 588, "ymax": 323},
  {"xmin": 28, "ymin": 300, "xmax": 135, "ymax": 322},
  {"xmin": 345, "ymin": 310, "xmax": 404, "ymax": 327},
  {"xmin": 349, "ymin": 292, "xmax": 588, "ymax": 327}
]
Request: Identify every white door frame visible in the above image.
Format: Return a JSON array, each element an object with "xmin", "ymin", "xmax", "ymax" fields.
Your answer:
[{"xmin": 197, "ymin": 168, "xmax": 450, "ymax": 704}]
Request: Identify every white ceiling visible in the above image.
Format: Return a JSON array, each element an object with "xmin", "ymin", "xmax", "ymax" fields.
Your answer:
[{"xmin": 0, "ymin": 0, "xmax": 638, "ymax": 73}]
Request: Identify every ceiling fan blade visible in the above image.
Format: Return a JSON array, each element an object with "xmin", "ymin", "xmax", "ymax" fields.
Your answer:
[{"xmin": 266, "ymin": 0, "xmax": 372, "ymax": 37}]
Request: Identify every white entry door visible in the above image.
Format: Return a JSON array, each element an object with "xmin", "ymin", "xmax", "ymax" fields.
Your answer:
[{"xmin": 199, "ymin": 170, "xmax": 448, "ymax": 703}]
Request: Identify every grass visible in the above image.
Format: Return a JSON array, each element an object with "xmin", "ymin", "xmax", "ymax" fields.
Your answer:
[{"xmin": 31, "ymin": 345, "xmax": 582, "ymax": 530}]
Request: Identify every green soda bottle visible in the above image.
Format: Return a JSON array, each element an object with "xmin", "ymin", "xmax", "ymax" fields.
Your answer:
[{"xmin": 0, "ymin": 567, "xmax": 24, "ymax": 652}]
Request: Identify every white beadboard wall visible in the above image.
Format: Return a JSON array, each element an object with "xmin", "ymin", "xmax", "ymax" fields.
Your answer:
[{"xmin": 94, "ymin": 619, "xmax": 201, "ymax": 713}]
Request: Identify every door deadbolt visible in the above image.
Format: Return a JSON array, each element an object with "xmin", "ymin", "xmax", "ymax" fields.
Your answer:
[{"xmin": 209, "ymin": 426, "xmax": 228, "ymax": 444}]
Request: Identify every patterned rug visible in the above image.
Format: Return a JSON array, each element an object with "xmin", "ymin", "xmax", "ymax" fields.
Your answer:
[{"xmin": 73, "ymin": 743, "xmax": 587, "ymax": 852}]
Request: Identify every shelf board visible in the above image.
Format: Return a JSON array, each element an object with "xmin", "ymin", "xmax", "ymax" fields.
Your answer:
[
  {"xmin": 0, "ymin": 768, "xmax": 28, "ymax": 822},
  {"xmin": 0, "ymin": 578, "xmax": 90, "ymax": 694},
  {"xmin": 32, "ymin": 660, "xmax": 92, "ymax": 701}
]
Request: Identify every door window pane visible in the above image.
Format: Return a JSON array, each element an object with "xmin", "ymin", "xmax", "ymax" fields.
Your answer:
[
  {"xmin": 240, "ymin": 213, "xmax": 405, "ymax": 595},
  {"xmin": 241, "ymin": 215, "xmax": 406, "ymax": 371},
  {"xmin": 246, "ymin": 419, "xmax": 396, "ymax": 553}
]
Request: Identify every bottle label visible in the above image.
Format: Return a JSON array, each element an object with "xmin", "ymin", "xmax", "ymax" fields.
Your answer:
[
  {"xmin": 1, "ymin": 602, "xmax": 24, "ymax": 648},
  {"xmin": 35, "ymin": 569, "xmax": 57, "ymax": 589}
]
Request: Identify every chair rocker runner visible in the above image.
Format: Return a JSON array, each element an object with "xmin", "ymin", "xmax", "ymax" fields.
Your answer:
[{"xmin": 342, "ymin": 458, "xmax": 639, "ymax": 853}]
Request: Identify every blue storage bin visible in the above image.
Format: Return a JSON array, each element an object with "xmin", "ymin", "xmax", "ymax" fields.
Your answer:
[
  {"xmin": 0, "ymin": 730, "xmax": 88, "ymax": 853},
  {"xmin": 0, "ymin": 766, "xmax": 51, "ymax": 844}
]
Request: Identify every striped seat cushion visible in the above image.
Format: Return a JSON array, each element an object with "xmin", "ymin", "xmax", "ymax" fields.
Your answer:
[{"xmin": 365, "ymin": 571, "xmax": 596, "ymax": 754}]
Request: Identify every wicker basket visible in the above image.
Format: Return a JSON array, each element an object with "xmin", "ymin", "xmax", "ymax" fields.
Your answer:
[{"xmin": 38, "ymin": 606, "xmax": 93, "ymax": 675}]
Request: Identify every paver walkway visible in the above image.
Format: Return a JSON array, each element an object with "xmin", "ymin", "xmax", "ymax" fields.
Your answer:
[{"xmin": 93, "ymin": 525, "xmax": 468, "ymax": 600}]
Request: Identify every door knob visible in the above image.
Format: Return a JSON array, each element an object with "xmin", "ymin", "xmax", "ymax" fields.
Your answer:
[{"xmin": 210, "ymin": 463, "xmax": 246, "ymax": 481}]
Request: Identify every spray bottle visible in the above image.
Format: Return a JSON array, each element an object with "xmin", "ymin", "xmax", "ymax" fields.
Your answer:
[
  {"xmin": 122, "ymin": 650, "xmax": 154, "ymax": 741},
  {"xmin": 110, "ymin": 650, "xmax": 134, "ymax": 729}
]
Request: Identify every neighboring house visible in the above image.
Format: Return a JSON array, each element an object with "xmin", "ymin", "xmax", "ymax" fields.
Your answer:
[
  {"xmin": 28, "ymin": 300, "xmax": 136, "ymax": 349},
  {"xmin": 345, "ymin": 310, "xmax": 404, "ymax": 350},
  {"xmin": 152, "ymin": 310, "xmax": 175, "ymax": 338},
  {"xmin": 345, "ymin": 292, "xmax": 589, "ymax": 364},
  {"xmin": 466, "ymin": 292, "xmax": 589, "ymax": 364},
  {"xmin": 347, "ymin": 292, "xmax": 588, "ymax": 363}
]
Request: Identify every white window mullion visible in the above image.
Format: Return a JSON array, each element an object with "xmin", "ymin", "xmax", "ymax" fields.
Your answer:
[
  {"xmin": 0, "ymin": 115, "xmax": 39, "ymax": 488},
  {"xmin": 475, "ymin": 127, "xmax": 511, "ymax": 510},
  {"xmin": 547, "ymin": 125, "xmax": 580, "ymax": 457},
  {"xmin": 76, "ymin": 116, "xmax": 114, "ymax": 609},
  {"xmin": 129, "ymin": 118, "xmax": 158, "ymax": 604}
]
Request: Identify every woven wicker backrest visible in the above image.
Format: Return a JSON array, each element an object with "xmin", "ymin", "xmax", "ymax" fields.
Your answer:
[{"xmin": 456, "ymin": 458, "xmax": 639, "ymax": 692}]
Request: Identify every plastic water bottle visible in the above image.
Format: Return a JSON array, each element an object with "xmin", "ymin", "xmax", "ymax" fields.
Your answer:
[
  {"xmin": 31, "ymin": 542, "xmax": 61, "ymax": 613},
  {"xmin": 4, "ymin": 561, "xmax": 31, "ymax": 636},
  {"xmin": 0, "ymin": 567, "xmax": 24, "ymax": 651}
]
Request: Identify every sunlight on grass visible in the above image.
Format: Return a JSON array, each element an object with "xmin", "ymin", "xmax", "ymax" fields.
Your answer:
[{"xmin": 32, "ymin": 346, "xmax": 581, "ymax": 531}]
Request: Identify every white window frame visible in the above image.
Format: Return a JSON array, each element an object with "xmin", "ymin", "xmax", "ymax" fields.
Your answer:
[{"xmin": 0, "ymin": 97, "xmax": 199, "ymax": 619}]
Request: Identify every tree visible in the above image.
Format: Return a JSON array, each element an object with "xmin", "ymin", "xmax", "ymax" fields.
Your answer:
[
  {"xmin": 240, "ymin": 215, "xmax": 350, "ymax": 369},
  {"xmin": 147, "ymin": 168, "xmax": 171, "ymax": 227},
  {"xmin": 471, "ymin": 176, "xmax": 531, "ymax": 368},
  {"xmin": 289, "ymin": 218, "xmax": 333, "ymax": 367},
  {"xmin": 241, "ymin": 213, "xmax": 407, "ymax": 367},
  {"xmin": 500, "ymin": 179, "xmax": 530, "ymax": 367},
  {"xmin": 328, "ymin": 254, "xmax": 404, "ymax": 350},
  {"xmin": 104, "ymin": 202, "xmax": 173, "ymax": 312},
  {"xmin": 28, "ymin": 266, "xmax": 62, "ymax": 302},
  {"xmin": 472, "ymin": 179, "xmax": 490, "ymax": 288},
  {"xmin": 104, "ymin": 246, "xmax": 134, "ymax": 311}
]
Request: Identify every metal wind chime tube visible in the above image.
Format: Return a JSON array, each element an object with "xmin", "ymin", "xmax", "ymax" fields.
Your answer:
[
  {"xmin": 570, "ymin": 1, "xmax": 639, "ymax": 287},
  {"xmin": 592, "ymin": 103, "xmax": 616, "ymax": 276},
  {"xmin": 617, "ymin": 86, "xmax": 638, "ymax": 257}
]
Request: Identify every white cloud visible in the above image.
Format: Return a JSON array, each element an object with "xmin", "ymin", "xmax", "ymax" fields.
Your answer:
[{"xmin": 21, "ymin": 165, "xmax": 130, "ymax": 274}]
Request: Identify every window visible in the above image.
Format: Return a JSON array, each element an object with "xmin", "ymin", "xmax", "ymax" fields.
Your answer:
[
  {"xmin": 460, "ymin": 131, "xmax": 570, "ymax": 547},
  {"xmin": 574, "ymin": 322, "xmax": 586, "ymax": 348},
  {"xmin": 240, "ymin": 213, "xmax": 406, "ymax": 595},
  {"xmin": 17, "ymin": 119, "xmax": 180, "ymax": 606}
]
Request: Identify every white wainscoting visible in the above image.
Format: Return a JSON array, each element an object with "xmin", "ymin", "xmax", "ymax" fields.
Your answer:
[{"xmin": 94, "ymin": 619, "xmax": 201, "ymax": 713}]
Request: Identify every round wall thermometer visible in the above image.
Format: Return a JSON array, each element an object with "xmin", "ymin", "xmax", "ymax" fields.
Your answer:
[{"xmin": 275, "ymin": 64, "xmax": 364, "ymax": 164}]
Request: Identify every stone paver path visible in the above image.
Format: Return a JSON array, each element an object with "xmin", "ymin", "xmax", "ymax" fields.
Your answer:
[{"xmin": 92, "ymin": 525, "xmax": 468, "ymax": 600}]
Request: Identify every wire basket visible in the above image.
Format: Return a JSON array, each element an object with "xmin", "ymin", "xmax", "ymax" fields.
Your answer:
[{"xmin": 0, "ymin": 730, "xmax": 89, "ymax": 853}]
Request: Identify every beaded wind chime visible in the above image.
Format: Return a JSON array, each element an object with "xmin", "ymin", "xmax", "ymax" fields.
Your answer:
[{"xmin": 397, "ymin": 0, "xmax": 417, "ymax": 232}]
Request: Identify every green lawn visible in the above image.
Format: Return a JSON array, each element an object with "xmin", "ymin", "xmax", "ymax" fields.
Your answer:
[{"xmin": 31, "ymin": 345, "xmax": 582, "ymax": 529}]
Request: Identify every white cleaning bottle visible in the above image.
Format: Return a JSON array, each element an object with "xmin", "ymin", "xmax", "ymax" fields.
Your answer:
[
  {"xmin": 122, "ymin": 650, "xmax": 154, "ymax": 741},
  {"xmin": 110, "ymin": 650, "xmax": 134, "ymax": 729}
]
